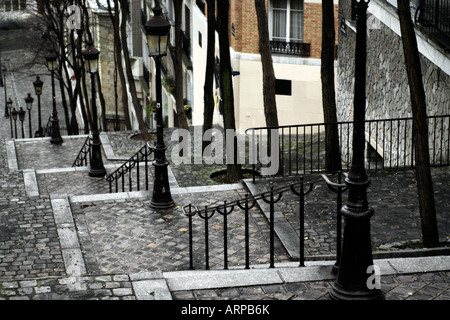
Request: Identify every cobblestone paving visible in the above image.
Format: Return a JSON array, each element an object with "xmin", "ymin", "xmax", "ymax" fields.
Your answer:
[
  {"xmin": 106, "ymin": 131, "xmax": 155, "ymax": 158},
  {"xmin": 0, "ymin": 274, "xmax": 136, "ymax": 300},
  {"xmin": 251, "ymin": 168, "xmax": 450, "ymax": 256},
  {"xmin": 0, "ymin": 135, "xmax": 65, "ymax": 280},
  {"xmin": 105, "ymin": 127, "xmax": 254, "ymax": 187},
  {"xmin": 37, "ymin": 171, "xmax": 111, "ymax": 196},
  {"xmin": 0, "ymin": 194, "xmax": 66, "ymax": 280},
  {"xmin": 15, "ymin": 137, "xmax": 115, "ymax": 170},
  {"xmin": 71, "ymin": 189, "xmax": 290, "ymax": 274}
]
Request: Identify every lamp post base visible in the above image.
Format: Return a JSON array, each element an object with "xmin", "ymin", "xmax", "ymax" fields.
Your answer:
[
  {"xmin": 89, "ymin": 137, "xmax": 106, "ymax": 177},
  {"xmin": 50, "ymin": 119, "xmax": 63, "ymax": 144},
  {"xmin": 329, "ymin": 282, "xmax": 384, "ymax": 300},
  {"xmin": 50, "ymin": 136, "xmax": 63, "ymax": 144},
  {"xmin": 149, "ymin": 199, "xmax": 175, "ymax": 210},
  {"xmin": 89, "ymin": 167, "xmax": 107, "ymax": 177},
  {"xmin": 328, "ymin": 197, "xmax": 384, "ymax": 301},
  {"xmin": 35, "ymin": 128, "xmax": 44, "ymax": 138},
  {"xmin": 150, "ymin": 161, "xmax": 175, "ymax": 210}
]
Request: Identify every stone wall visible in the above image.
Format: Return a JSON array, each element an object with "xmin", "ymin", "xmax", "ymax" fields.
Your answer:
[
  {"xmin": 97, "ymin": 14, "xmax": 124, "ymax": 120},
  {"xmin": 337, "ymin": 0, "xmax": 450, "ymax": 168}
]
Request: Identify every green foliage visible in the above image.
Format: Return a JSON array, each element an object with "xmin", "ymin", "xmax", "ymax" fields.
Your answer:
[{"xmin": 162, "ymin": 76, "xmax": 176, "ymax": 96}]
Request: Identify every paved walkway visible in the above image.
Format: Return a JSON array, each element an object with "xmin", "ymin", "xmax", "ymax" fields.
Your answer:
[{"xmin": 0, "ymin": 13, "xmax": 449, "ymax": 307}]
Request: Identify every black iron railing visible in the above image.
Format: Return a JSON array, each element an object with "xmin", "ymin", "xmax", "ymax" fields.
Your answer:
[
  {"xmin": 415, "ymin": 0, "xmax": 450, "ymax": 50},
  {"xmin": 270, "ymin": 40, "xmax": 311, "ymax": 57},
  {"xmin": 72, "ymin": 135, "xmax": 92, "ymax": 167},
  {"xmin": 0, "ymin": 0, "xmax": 27, "ymax": 11},
  {"xmin": 183, "ymin": 172, "xmax": 347, "ymax": 270},
  {"xmin": 246, "ymin": 115, "xmax": 450, "ymax": 181},
  {"xmin": 105, "ymin": 143, "xmax": 154, "ymax": 193},
  {"xmin": 44, "ymin": 116, "xmax": 84, "ymax": 136}
]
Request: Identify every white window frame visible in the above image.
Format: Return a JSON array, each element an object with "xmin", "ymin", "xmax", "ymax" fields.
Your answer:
[{"xmin": 268, "ymin": 0, "xmax": 304, "ymax": 43}]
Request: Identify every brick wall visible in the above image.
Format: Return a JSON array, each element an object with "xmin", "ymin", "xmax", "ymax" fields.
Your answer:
[
  {"xmin": 227, "ymin": 0, "xmax": 339, "ymax": 59},
  {"xmin": 303, "ymin": 2, "xmax": 340, "ymax": 59},
  {"xmin": 229, "ymin": 0, "xmax": 260, "ymax": 54}
]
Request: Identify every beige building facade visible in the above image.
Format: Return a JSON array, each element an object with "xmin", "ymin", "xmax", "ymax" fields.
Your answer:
[{"xmin": 189, "ymin": 0, "xmax": 339, "ymax": 133}]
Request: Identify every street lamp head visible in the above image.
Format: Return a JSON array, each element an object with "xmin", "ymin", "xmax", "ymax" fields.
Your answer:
[
  {"xmin": 82, "ymin": 40, "xmax": 100, "ymax": 74},
  {"xmin": 144, "ymin": 6, "xmax": 171, "ymax": 57},
  {"xmin": 7, "ymin": 98, "xmax": 12, "ymax": 110},
  {"xmin": 33, "ymin": 76, "xmax": 44, "ymax": 95},
  {"xmin": 11, "ymin": 108, "xmax": 17, "ymax": 121},
  {"xmin": 18, "ymin": 107, "xmax": 26, "ymax": 122},
  {"xmin": 25, "ymin": 93, "xmax": 34, "ymax": 110},
  {"xmin": 44, "ymin": 49, "xmax": 58, "ymax": 72},
  {"xmin": 355, "ymin": 0, "xmax": 370, "ymax": 9}
]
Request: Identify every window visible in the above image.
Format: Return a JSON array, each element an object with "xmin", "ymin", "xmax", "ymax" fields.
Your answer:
[
  {"xmin": 271, "ymin": 0, "xmax": 304, "ymax": 43},
  {"xmin": 196, "ymin": 0, "xmax": 205, "ymax": 14},
  {"xmin": 275, "ymin": 79, "xmax": 292, "ymax": 95}
]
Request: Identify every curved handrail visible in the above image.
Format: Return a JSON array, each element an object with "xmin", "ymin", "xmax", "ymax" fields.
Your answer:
[
  {"xmin": 105, "ymin": 142, "xmax": 154, "ymax": 192},
  {"xmin": 182, "ymin": 172, "xmax": 348, "ymax": 270},
  {"xmin": 72, "ymin": 135, "xmax": 92, "ymax": 167}
]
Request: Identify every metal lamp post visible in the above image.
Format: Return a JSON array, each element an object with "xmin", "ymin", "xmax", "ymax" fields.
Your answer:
[
  {"xmin": 329, "ymin": 0, "xmax": 384, "ymax": 300},
  {"xmin": 44, "ymin": 49, "xmax": 63, "ymax": 144},
  {"xmin": 33, "ymin": 76, "xmax": 44, "ymax": 137},
  {"xmin": 25, "ymin": 93, "xmax": 33, "ymax": 138},
  {"xmin": 11, "ymin": 107, "xmax": 18, "ymax": 139},
  {"xmin": 145, "ymin": 6, "xmax": 174, "ymax": 209},
  {"xmin": 7, "ymin": 98, "xmax": 13, "ymax": 138},
  {"xmin": 1, "ymin": 67, "xmax": 8, "ymax": 117},
  {"xmin": 82, "ymin": 41, "xmax": 106, "ymax": 177},
  {"xmin": 18, "ymin": 107, "xmax": 25, "ymax": 138}
]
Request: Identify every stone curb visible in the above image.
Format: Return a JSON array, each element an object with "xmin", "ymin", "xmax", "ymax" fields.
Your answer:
[
  {"xmin": 5, "ymin": 139, "xmax": 18, "ymax": 171},
  {"xmin": 23, "ymin": 169, "xmax": 39, "ymax": 199},
  {"xmin": 50, "ymin": 195, "xmax": 87, "ymax": 276},
  {"xmin": 162, "ymin": 255, "xmax": 450, "ymax": 293},
  {"xmin": 1, "ymin": 255, "xmax": 449, "ymax": 300}
]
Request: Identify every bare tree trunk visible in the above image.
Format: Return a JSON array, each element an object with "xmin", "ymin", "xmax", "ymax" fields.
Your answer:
[
  {"xmin": 80, "ymin": 0, "xmax": 107, "ymax": 132},
  {"xmin": 217, "ymin": 0, "xmax": 243, "ymax": 183},
  {"xmin": 171, "ymin": 0, "xmax": 189, "ymax": 129},
  {"xmin": 80, "ymin": 1, "xmax": 94, "ymax": 133},
  {"xmin": 254, "ymin": 0, "xmax": 281, "ymax": 176},
  {"xmin": 46, "ymin": 2, "xmax": 71, "ymax": 134},
  {"xmin": 109, "ymin": 0, "xmax": 132, "ymax": 130},
  {"xmin": 254, "ymin": 0, "xmax": 278, "ymax": 128},
  {"xmin": 397, "ymin": 0, "xmax": 439, "ymax": 247},
  {"xmin": 321, "ymin": 0, "xmax": 341, "ymax": 172},
  {"xmin": 119, "ymin": 0, "xmax": 150, "ymax": 138},
  {"xmin": 202, "ymin": 0, "xmax": 216, "ymax": 150},
  {"xmin": 75, "ymin": 27, "xmax": 90, "ymax": 134},
  {"xmin": 96, "ymin": 73, "xmax": 107, "ymax": 131},
  {"xmin": 69, "ymin": 28, "xmax": 81, "ymax": 135}
]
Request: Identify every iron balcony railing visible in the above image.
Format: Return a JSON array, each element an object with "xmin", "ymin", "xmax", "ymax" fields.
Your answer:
[
  {"xmin": 414, "ymin": 0, "xmax": 450, "ymax": 50},
  {"xmin": 270, "ymin": 40, "xmax": 311, "ymax": 57},
  {"xmin": 246, "ymin": 115, "xmax": 450, "ymax": 181}
]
